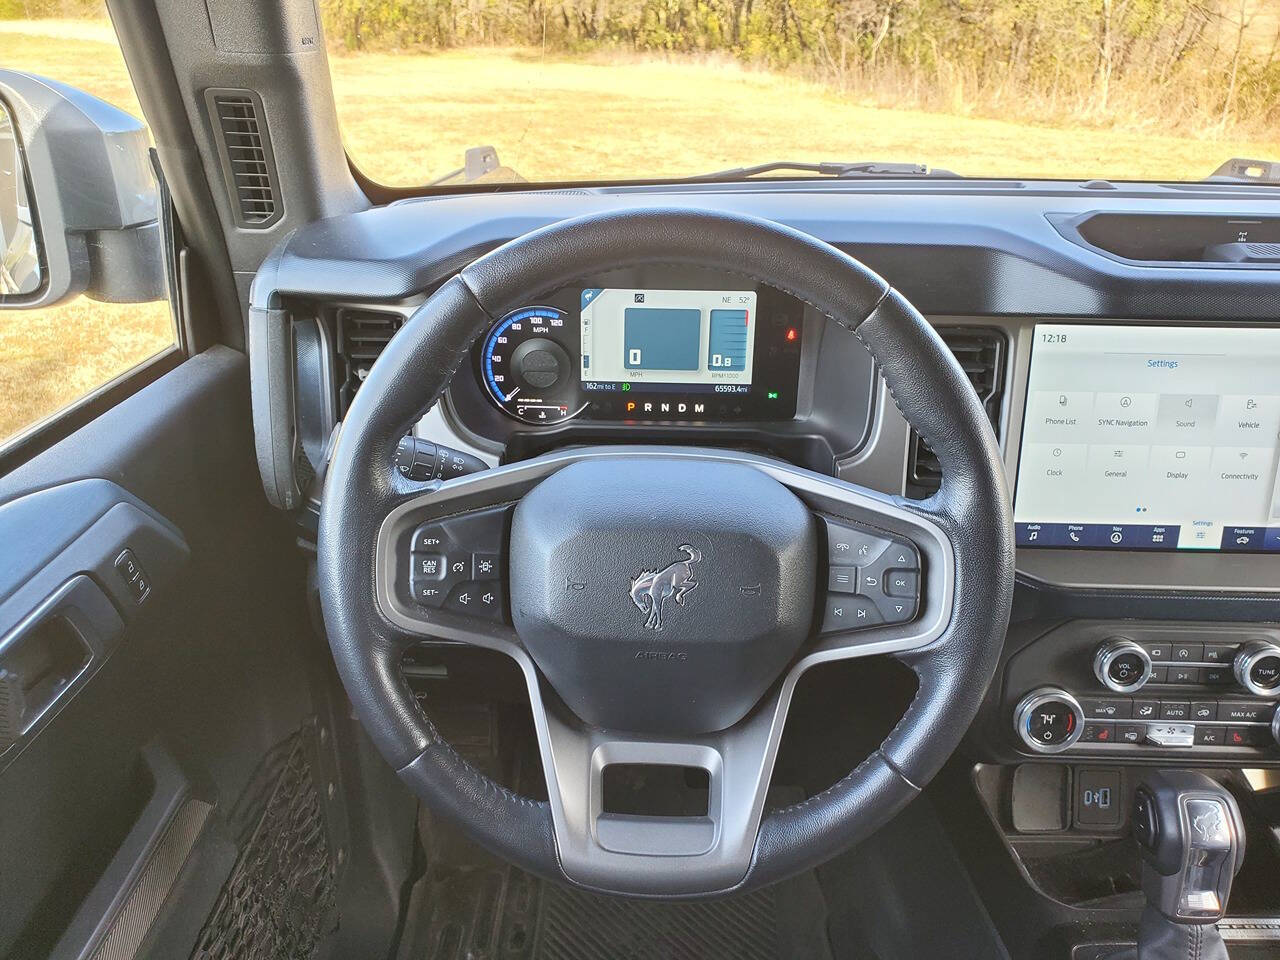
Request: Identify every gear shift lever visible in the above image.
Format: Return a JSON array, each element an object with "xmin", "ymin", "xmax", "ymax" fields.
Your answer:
[{"xmin": 1131, "ymin": 771, "xmax": 1246, "ymax": 960}]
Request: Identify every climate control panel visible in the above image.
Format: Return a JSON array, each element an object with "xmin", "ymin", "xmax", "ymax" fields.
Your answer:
[{"xmin": 1004, "ymin": 621, "xmax": 1280, "ymax": 759}]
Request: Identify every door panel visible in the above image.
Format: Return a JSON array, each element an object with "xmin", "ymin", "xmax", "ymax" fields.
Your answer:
[{"xmin": 0, "ymin": 346, "xmax": 321, "ymax": 959}]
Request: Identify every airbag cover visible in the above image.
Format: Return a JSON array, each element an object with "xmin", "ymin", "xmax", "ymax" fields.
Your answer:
[{"xmin": 509, "ymin": 458, "xmax": 817, "ymax": 734}]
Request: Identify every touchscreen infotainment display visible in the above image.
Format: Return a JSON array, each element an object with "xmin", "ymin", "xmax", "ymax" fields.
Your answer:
[{"xmin": 1015, "ymin": 323, "xmax": 1280, "ymax": 552}]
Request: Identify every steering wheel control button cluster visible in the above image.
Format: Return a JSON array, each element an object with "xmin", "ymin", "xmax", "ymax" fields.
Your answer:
[
  {"xmin": 1015, "ymin": 688, "xmax": 1085, "ymax": 753},
  {"xmin": 1094, "ymin": 637, "xmax": 1154, "ymax": 693},
  {"xmin": 406, "ymin": 505, "xmax": 511, "ymax": 617},
  {"xmin": 820, "ymin": 518, "xmax": 921, "ymax": 634}
]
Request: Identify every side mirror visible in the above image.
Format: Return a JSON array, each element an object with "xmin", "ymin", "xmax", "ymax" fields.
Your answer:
[{"xmin": 0, "ymin": 70, "xmax": 165, "ymax": 309}]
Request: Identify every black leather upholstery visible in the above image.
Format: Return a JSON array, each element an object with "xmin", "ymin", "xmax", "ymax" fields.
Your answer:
[
  {"xmin": 317, "ymin": 276, "xmax": 561, "ymax": 868},
  {"xmin": 318, "ymin": 207, "xmax": 1013, "ymax": 895},
  {"xmin": 1138, "ymin": 907, "xmax": 1230, "ymax": 960},
  {"xmin": 857, "ymin": 290, "xmax": 1015, "ymax": 786}
]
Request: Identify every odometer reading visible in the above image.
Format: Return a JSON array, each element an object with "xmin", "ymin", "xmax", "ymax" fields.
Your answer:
[{"xmin": 479, "ymin": 306, "xmax": 583, "ymax": 424}]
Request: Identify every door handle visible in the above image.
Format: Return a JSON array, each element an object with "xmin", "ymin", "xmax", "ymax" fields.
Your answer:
[{"xmin": 0, "ymin": 576, "xmax": 122, "ymax": 758}]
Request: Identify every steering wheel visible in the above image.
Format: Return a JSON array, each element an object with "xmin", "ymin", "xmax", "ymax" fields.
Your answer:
[{"xmin": 318, "ymin": 207, "xmax": 1013, "ymax": 897}]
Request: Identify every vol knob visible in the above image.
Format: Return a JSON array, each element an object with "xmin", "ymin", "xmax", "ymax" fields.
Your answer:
[{"xmin": 1094, "ymin": 637, "xmax": 1153, "ymax": 693}]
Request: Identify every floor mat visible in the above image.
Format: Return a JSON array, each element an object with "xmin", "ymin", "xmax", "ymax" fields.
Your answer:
[{"xmin": 397, "ymin": 855, "xmax": 832, "ymax": 960}]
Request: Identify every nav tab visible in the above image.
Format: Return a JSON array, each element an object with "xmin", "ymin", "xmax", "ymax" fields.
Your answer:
[{"xmin": 1264, "ymin": 528, "xmax": 1280, "ymax": 552}]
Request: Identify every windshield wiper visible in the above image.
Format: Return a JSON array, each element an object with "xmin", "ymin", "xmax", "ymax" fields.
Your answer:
[{"xmin": 681, "ymin": 160, "xmax": 960, "ymax": 182}]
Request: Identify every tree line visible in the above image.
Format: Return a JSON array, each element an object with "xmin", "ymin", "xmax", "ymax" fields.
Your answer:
[{"xmin": 319, "ymin": 0, "xmax": 1280, "ymax": 131}]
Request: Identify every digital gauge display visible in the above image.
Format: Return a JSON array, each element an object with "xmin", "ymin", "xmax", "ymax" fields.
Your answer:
[
  {"xmin": 475, "ymin": 286, "xmax": 804, "ymax": 426},
  {"xmin": 479, "ymin": 306, "xmax": 584, "ymax": 424}
]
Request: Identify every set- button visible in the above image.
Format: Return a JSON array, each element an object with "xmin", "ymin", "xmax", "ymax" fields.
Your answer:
[{"xmin": 821, "ymin": 518, "xmax": 921, "ymax": 634}]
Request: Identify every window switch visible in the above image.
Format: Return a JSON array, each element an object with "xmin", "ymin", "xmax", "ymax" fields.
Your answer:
[
  {"xmin": 115, "ymin": 549, "xmax": 141, "ymax": 583},
  {"xmin": 129, "ymin": 572, "xmax": 151, "ymax": 603},
  {"xmin": 114, "ymin": 549, "xmax": 150, "ymax": 603}
]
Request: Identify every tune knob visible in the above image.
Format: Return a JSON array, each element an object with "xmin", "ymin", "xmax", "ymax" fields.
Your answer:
[
  {"xmin": 510, "ymin": 338, "xmax": 572, "ymax": 392},
  {"xmin": 1094, "ymin": 637, "xmax": 1153, "ymax": 693},
  {"xmin": 1234, "ymin": 641, "xmax": 1280, "ymax": 698},
  {"xmin": 1014, "ymin": 687, "xmax": 1085, "ymax": 753}
]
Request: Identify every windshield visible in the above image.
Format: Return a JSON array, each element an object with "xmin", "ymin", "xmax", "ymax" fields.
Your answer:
[{"xmin": 323, "ymin": 1, "xmax": 1280, "ymax": 187}]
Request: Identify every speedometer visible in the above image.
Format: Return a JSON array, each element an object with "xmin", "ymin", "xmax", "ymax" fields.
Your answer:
[{"xmin": 478, "ymin": 306, "xmax": 584, "ymax": 424}]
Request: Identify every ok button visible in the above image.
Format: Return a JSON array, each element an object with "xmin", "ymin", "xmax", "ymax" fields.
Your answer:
[{"xmin": 885, "ymin": 570, "xmax": 918, "ymax": 598}]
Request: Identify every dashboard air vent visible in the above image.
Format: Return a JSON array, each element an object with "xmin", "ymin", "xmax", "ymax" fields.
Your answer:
[
  {"xmin": 206, "ymin": 89, "xmax": 281, "ymax": 228},
  {"xmin": 337, "ymin": 308, "xmax": 403, "ymax": 413},
  {"xmin": 906, "ymin": 327, "xmax": 1007, "ymax": 499}
]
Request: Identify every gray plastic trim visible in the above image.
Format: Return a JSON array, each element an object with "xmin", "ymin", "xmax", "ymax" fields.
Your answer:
[{"xmin": 373, "ymin": 444, "xmax": 954, "ymax": 894}]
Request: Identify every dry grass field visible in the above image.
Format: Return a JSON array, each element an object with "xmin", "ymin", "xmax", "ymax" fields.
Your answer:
[{"xmin": 1, "ymin": 18, "xmax": 1278, "ymax": 443}]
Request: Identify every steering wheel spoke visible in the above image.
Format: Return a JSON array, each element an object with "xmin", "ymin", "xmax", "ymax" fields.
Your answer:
[{"xmin": 531, "ymin": 681, "xmax": 785, "ymax": 895}]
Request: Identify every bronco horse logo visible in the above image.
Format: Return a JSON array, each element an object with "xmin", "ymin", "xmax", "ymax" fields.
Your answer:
[{"xmin": 629, "ymin": 544, "xmax": 702, "ymax": 630}]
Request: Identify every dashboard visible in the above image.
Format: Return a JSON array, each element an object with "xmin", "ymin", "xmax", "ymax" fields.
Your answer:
[{"xmin": 247, "ymin": 177, "xmax": 1280, "ymax": 770}]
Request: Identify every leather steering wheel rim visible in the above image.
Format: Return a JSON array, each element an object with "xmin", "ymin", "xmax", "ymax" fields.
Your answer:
[{"xmin": 318, "ymin": 206, "xmax": 1014, "ymax": 897}]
